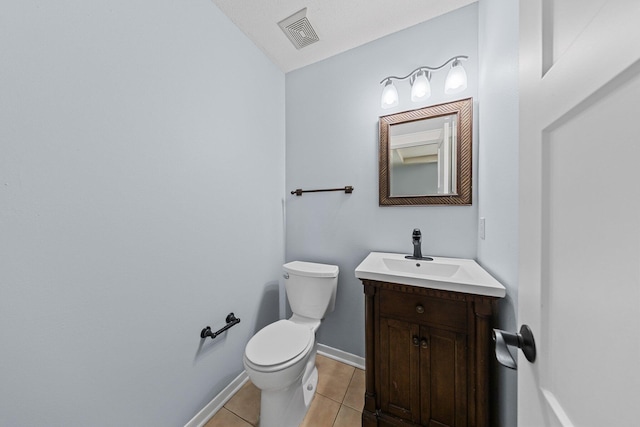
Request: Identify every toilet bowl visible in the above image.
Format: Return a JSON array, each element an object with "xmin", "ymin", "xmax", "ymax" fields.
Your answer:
[{"xmin": 243, "ymin": 261, "xmax": 338, "ymax": 427}]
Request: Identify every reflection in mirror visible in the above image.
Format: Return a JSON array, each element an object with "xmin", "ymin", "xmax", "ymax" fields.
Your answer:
[
  {"xmin": 389, "ymin": 114, "xmax": 457, "ymax": 197},
  {"xmin": 379, "ymin": 98, "xmax": 472, "ymax": 205}
]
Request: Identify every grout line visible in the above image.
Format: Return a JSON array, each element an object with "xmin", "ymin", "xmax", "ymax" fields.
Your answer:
[
  {"xmin": 339, "ymin": 369, "xmax": 357, "ymax": 405},
  {"xmin": 224, "ymin": 408, "xmax": 255, "ymax": 427},
  {"xmin": 223, "ymin": 405, "xmax": 256, "ymax": 427},
  {"xmin": 330, "ymin": 403, "xmax": 340, "ymax": 427}
]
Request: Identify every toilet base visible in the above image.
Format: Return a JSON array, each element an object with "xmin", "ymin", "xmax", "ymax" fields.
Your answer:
[
  {"xmin": 302, "ymin": 365, "xmax": 318, "ymax": 408},
  {"xmin": 258, "ymin": 361, "xmax": 318, "ymax": 427}
]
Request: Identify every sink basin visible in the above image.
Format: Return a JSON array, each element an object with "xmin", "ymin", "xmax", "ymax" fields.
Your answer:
[
  {"xmin": 355, "ymin": 252, "xmax": 506, "ymax": 297},
  {"xmin": 382, "ymin": 258, "xmax": 460, "ymax": 277}
]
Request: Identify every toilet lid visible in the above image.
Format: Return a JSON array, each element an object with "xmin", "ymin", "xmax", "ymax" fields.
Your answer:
[
  {"xmin": 283, "ymin": 261, "xmax": 339, "ymax": 278},
  {"xmin": 245, "ymin": 320, "xmax": 312, "ymax": 367}
]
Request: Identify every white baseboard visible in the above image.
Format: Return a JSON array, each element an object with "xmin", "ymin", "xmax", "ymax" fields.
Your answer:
[
  {"xmin": 184, "ymin": 371, "xmax": 249, "ymax": 427},
  {"xmin": 317, "ymin": 343, "xmax": 366, "ymax": 370},
  {"xmin": 184, "ymin": 344, "xmax": 364, "ymax": 427}
]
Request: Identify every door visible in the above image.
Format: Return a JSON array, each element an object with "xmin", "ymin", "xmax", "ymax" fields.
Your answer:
[{"xmin": 519, "ymin": 1, "xmax": 640, "ymax": 426}]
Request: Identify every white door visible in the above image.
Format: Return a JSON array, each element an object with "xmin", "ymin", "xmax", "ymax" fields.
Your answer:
[{"xmin": 518, "ymin": 0, "xmax": 640, "ymax": 426}]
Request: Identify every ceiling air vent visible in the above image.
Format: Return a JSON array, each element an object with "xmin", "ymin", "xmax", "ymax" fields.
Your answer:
[{"xmin": 277, "ymin": 8, "xmax": 319, "ymax": 50}]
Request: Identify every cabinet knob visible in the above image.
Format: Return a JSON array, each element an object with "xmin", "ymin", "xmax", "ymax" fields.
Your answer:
[
  {"xmin": 415, "ymin": 305, "xmax": 425, "ymax": 314},
  {"xmin": 420, "ymin": 338, "xmax": 429, "ymax": 348},
  {"xmin": 412, "ymin": 336, "xmax": 420, "ymax": 347}
]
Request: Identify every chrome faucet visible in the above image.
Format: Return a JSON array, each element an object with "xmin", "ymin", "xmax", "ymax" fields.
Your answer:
[{"xmin": 405, "ymin": 228, "xmax": 433, "ymax": 261}]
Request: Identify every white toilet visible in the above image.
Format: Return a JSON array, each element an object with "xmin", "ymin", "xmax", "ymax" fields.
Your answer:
[{"xmin": 243, "ymin": 261, "xmax": 339, "ymax": 427}]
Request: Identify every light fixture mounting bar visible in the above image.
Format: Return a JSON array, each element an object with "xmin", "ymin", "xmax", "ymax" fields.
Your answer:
[{"xmin": 379, "ymin": 55, "xmax": 468, "ymax": 84}]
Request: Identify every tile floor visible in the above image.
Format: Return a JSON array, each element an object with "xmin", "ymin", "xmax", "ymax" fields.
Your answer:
[{"xmin": 204, "ymin": 355, "xmax": 365, "ymax": 427}]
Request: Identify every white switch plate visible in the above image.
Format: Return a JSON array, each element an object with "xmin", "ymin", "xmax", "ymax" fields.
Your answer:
[{"xmin": 479, "ymin": 217, "xmax": 486, "ymax": 240}]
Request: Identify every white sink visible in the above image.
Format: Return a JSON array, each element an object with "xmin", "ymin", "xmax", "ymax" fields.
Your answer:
[{"xmin": 355, "ymin": 252, "xmax": 506, "ymax": 298}]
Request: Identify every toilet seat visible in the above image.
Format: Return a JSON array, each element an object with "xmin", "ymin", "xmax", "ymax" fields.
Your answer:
[{"xmin": 245, "ymin": 320, "xmax": 313, "ymax": 370}]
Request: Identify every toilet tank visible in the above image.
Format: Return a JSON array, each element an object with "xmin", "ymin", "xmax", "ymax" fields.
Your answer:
[{"xmin": 283, "ymin": 261, "xmax": 339, "ymax": 320}]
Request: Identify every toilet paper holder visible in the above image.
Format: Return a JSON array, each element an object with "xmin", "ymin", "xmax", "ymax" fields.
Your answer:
[
  {"xmin": 201, "ymin": 313, "xmax": 241, "ymax": 340},
  {"xmin": 492, "ymin": 324, "xmax": 536, "ymax": 370}
]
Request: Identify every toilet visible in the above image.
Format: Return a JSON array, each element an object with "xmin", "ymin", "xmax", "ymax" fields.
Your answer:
[{"xmin": 243, "ymin": 261, "xmax": 339, "ymax": 427}]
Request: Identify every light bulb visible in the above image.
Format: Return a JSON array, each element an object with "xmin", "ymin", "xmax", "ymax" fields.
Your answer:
[
  {"xmin": 381, "ymin": 80, "xmax": 398, "ymax": 109},
  {"xmin": 411, "ymin": 71, "xmax": 431, "ymax": 102},
  {"xmin": 444, "ymin": 59, "xmax": 468, "ymax": 94}
]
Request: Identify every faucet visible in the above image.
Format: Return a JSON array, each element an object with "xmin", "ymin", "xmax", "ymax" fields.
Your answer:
[
  {"xmin": 411, "ymin": 228, "xmax": 422, "ymax": 258},
  {"xmin": 405, "ymin": 228, "xmax": 433, "ymax": 261}
]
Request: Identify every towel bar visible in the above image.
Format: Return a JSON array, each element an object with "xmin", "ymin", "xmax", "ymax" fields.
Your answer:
[{"xmin": 291, "ymin": 186, "xmax": 353, "ymax": 196}]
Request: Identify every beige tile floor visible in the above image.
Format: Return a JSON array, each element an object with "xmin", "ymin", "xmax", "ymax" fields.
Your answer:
[{"xmin": 204, "ymin": 355, "xmax": 365, "ymax": 427}]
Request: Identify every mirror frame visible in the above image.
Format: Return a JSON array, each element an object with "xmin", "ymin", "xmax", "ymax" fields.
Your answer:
[{"xmin": 379, "ymin": 97, "xmax": 473, "ymax": 206}]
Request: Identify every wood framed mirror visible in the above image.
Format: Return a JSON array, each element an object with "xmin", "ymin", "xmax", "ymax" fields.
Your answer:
[{"xmin": 379, "ymin": 98, "xmax": 472, "ymax": 206}]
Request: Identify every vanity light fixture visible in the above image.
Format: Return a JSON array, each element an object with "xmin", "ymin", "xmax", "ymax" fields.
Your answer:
[
  {"xmin": 411, "ymin": 70, "xmax": 431, "ymax": 101},
  {"xmin": 381, "ymin": 80, "xmax": 399, "ymax": 108},
  {"xmin": 380, "ymin": 55, "xmax": 468, "ymax": 109},
  {"xmin": 444, "ymin": 58, "xmax": 468, "ymax": 94}
]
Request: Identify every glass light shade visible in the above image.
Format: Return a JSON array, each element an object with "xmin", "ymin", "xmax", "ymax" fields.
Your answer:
[
  {"xmin": 444, "ymin": 60, "xmax": 468, "ymax": 94},
  {"xmin": 381, "ymin": 80, "xmax": 399, "ymax": 109},
  {"xmin": 411, "ymin": 71, "xmax": 431, "ymax": 102}
]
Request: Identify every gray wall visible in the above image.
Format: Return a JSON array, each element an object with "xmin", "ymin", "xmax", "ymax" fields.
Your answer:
[
  {"xmin": 477, "ymin": 0, "xmax": 519, "ymax": 426},
  {"xmin": 285, "ymin": 4, "xmax": 479, "ymax": 358},
  {"xmin": 0, "ymin": 1, "xmax": 284, "ymax": 426}
]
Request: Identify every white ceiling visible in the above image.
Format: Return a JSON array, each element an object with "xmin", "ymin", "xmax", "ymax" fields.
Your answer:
[{"xmin": 211, "ymin": 0, "xmax": 478, "ymax": 73}]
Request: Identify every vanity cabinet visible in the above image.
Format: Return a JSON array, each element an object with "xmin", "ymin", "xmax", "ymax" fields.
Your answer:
[{"xmin": 361, "ymin": 280, "xmax": 497, "ymax": 427}]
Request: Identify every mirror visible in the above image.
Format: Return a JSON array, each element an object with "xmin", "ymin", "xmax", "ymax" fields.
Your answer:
[{"xmin": 379, "ymin": 98, "xmax": 472, "ymax": 205}]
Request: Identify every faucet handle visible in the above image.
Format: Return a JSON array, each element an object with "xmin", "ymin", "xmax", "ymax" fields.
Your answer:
[{"xmin": 412, "ymin": 228, "xmax": 421, "ymax": 242}]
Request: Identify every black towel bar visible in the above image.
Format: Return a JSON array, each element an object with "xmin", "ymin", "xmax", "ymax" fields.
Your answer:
[
  {"xmin": 291, "ymin": 186, "xmax": 353, "ymax": 196},
  {"xmin": 200, "ymin": 313, "xmax": 241, "ymax": 340}
]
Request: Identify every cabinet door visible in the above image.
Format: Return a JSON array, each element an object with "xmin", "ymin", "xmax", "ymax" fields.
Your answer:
[
  {"xmin": 379, "ymin": 317, "xmax": 421, "ymax": 423},
  {"xmin": 421, "ymin": 326, "xmax": 468, "ymax": 427}
]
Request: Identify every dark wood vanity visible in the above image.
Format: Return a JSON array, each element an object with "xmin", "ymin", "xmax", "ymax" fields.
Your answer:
[{"xmin": 360, "ymin": 279, "xmax": 498, "ymax": 427}]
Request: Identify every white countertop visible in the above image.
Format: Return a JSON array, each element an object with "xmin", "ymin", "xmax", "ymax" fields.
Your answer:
[{"xmin": 355, "ymin": 252, "xmax": 506, "ymax": 298}]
